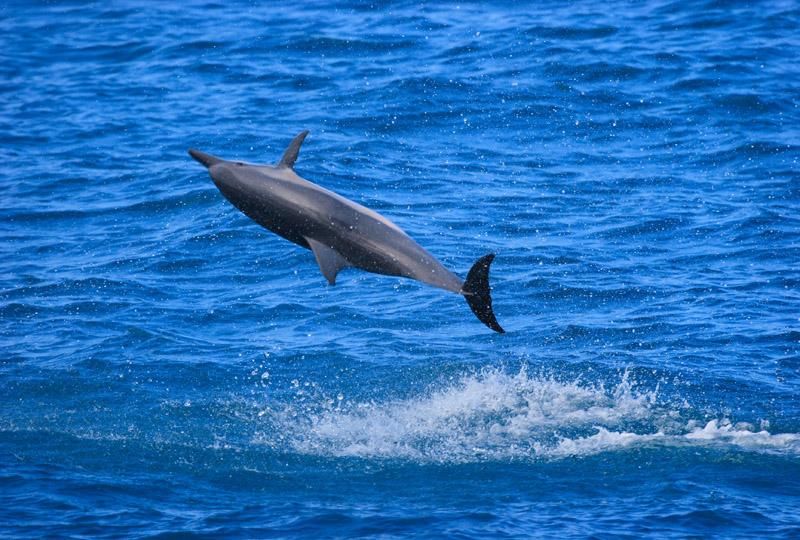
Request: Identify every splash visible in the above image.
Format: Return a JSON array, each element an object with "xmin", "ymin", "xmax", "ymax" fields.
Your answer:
[{"xmin": 256, "ymin": 367, "xmax": 800, "ymax": 463}]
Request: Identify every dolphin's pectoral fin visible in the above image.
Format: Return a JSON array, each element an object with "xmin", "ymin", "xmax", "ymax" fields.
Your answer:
[
  {"xmin": 278, "ymin": 131, "xmax": 309, "ymax": 169},
  {"xmin": 305, "ymin": 237, "xmax": 350, "ymax": 285}
]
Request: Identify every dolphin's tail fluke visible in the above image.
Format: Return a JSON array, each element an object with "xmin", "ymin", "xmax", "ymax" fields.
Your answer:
[{"xmin": 462, "ymin": 254, "xmax": 505, "ymax": 333}]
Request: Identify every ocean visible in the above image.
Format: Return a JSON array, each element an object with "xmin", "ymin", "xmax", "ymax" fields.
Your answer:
[{"xmin": 1, "ymin": 1, "xmax": 799, "ymax": 537}]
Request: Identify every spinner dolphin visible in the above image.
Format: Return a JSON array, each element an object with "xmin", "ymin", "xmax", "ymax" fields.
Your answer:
[{"xmin": 189, "ymin": 132, "xmax": 504, "ymax": 333}]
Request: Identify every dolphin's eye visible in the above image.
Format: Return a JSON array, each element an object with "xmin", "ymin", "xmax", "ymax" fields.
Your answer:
[{"xmin": 235, "ymin": 162, "xmax": 244, "ymax": 167}]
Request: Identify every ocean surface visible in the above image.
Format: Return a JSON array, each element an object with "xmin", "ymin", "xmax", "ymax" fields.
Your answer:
[{"xmin": 2, "ymin": 1, "xmax": 799, "ymax": 538}]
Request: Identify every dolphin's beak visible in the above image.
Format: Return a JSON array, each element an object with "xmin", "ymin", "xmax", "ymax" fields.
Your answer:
[{"xmin": 188, "ymin": 149, "xmax": 223, "ymax": 168}]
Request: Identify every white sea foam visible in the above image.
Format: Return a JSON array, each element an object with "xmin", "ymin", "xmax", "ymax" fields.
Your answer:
[
  {"xmin": 259, "ymin": 367, "xmax": 800, "ymax": 463},
  {"xmin": 682, "ymin": 418, "xmax": 800, "ymax": 452}
]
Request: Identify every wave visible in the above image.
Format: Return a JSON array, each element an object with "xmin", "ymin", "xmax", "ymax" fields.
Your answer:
[{"xmin": 258, "ymin": 368, "xmax": 799, "ymax": 463}]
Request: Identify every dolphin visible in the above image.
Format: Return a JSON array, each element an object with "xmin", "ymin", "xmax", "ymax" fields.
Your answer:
[{"xmin": 188, "ymin": 131, "xmax": 504, "ymax": 333}]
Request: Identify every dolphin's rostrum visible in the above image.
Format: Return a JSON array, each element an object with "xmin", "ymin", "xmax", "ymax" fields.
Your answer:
[{"xmin": 189, "ymin": 132, "xmax": 504, "ymax": 333}]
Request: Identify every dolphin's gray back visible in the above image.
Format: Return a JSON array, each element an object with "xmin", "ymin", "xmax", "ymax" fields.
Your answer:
[{"xmin": 216, "ymin": 163, "xmax": 464, "ymax": 293}]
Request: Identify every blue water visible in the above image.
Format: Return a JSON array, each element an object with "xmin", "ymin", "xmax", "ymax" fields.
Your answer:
[{"xmin": 2, "ymin": 1, "xmax": 799, "ymax": 537}]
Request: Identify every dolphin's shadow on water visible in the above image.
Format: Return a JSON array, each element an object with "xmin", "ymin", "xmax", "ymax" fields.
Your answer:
[{"xmin": 189, "ymin": 131, "xmax": 504, "ymax": 333}]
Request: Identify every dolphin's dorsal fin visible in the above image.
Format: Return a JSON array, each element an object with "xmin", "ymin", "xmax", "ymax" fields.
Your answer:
[
  {"xmin": 305, "ymin": 237, "xmax": 350, "ymax": 285},
  {"xmin": 278, "ymin": 130, "xmax": 309, "ymax": 169}
]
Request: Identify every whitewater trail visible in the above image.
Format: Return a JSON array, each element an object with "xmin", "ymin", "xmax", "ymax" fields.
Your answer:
[{"xmin": 255, "ymin": 368, "xmax": 800, "ymax": 462}]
